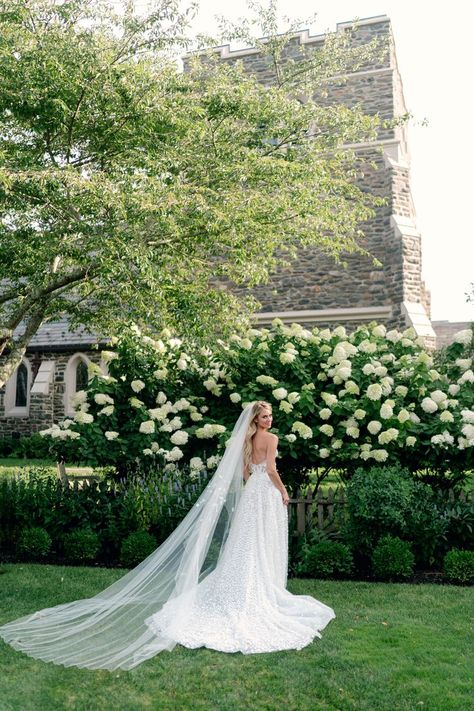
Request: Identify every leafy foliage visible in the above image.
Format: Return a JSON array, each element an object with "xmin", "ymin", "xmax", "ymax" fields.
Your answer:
[
  {"xmin": 443, "ymin": 549, "xmax": 474, "ymax": 585},
  {"xmin": 62, "ymin": 527, "xmax": 101, "ymax": 563},
  {"xmin": 0, "ymin": 0, "xmax": 386, "ymax": 385},
  {"xmin": 41, "ymin": 322, "xmax": 474, "ymax": 491},
  {"xmin": 120, "ymin": 531, "xmax": 158, "ymax": 568},
  {"xmin": 296, "ymin": 539, "xmax": 354, "ymax": 579},
  {"xmin": 371, "ymin": 536, "xmax": 415, "ymax": 581},
  {"xmin": 16, "ymin": 526, "xmax": 52, "ymax": 560}
]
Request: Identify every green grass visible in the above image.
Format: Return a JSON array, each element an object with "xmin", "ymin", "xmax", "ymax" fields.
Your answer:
[
  {"xmin": 0, "ymin": 459, "xmax": 95, "ymax": 478},
  {"xmin": 0, "ymin": 565, "xmax": 473, "ymax": 711}
]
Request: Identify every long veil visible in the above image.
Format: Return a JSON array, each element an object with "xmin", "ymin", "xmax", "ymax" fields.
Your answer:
[{"xmin": 0, "ymin": 405, "xmax": 255, "ymax": 670}]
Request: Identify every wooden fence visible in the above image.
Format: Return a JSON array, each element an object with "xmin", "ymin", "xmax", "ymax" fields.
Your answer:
[{"xmin": 56, "ymin": 462, "xmax": 474, "ymax": 538}]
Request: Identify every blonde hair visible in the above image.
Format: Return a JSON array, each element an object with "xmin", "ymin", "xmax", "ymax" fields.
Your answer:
[{"xmin": 243, "ymin": 401, "xmax": 272, "ymax": 468}]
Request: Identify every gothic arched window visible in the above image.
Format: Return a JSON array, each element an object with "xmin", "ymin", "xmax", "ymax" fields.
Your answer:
[
  {"xmin": 14, "ymin": 362, "xmax": 28, "ymax": 407},
  {"xmin": 75, "ymin": 359, "xmax": 89, "ymax": 393}
]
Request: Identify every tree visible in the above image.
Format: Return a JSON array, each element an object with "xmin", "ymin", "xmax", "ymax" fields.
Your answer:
[{"xmin": 0, "ymin": 0, "xmax": 386, "ymax": 387}]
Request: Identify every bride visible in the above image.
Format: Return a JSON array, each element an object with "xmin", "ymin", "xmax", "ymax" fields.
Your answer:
[{"xmin": 0, "ymin": 401, "xmax": 335, "ymax": 670}]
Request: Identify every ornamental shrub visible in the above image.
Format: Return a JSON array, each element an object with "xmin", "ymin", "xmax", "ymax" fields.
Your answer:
[
  {"xmin": 120, "ymin": 531, "xmax": 157, "ymax": 567},
  {"xmin": 39, "ymin": 322, "xmax": 474, "ymax": 490},
  {"xmin": 297, "ymin": 539, "xmax": 354, "ymax": 579},
  {"xmin": 63, "ymin": 527, "xmax": 100, "ymax": 563},
  {"xmin": 372, "ymin": 536, "xmax": 415, "ymax": 581},
  {"xmin": 343, "ymin": 466, "xmax": 414, "ymax": 556},
  {"xmin": 17, "ymin": 526, "xmax": 52, "ymax": 560},
  {"xmin": 443, "ymin": 549, "xmax": 474, "ymax": 585}
]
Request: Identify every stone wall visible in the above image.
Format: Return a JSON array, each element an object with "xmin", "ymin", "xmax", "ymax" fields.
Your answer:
[
  {"xmin": 210, "ymin": 16, "xmax": 434, "ymax": 339},
  {"xmin": 0, "ymin": 349, "xmax": 102, "ymax": 437}
]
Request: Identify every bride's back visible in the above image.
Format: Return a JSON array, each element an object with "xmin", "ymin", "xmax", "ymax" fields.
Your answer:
[{"xmin": 251, "ymin": 430, "xmax": 272, "ymax": 464}]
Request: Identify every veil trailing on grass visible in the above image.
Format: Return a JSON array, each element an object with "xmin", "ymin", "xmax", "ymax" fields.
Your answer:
[{"xmin": 0, "ymin": 405, "xmax": 255, "ymax": 670}]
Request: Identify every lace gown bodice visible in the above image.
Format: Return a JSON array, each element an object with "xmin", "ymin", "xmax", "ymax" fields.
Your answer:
[{"xmin": 146, "ymin": 459, "xmax": 335, "ymax": 654}]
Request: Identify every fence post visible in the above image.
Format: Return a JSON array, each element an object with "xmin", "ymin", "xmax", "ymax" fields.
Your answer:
[
  {"xmin": 296, "ymin": 487, "xmax": 306, "ymax": 536},
  {"xmin": 56, "ymin": 459, "xmax": 69, "ymax": 486}
]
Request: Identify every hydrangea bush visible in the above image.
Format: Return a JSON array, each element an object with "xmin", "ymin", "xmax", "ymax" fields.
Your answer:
[{"xmin": 40, "ymin": 321, "xmax": 474, "ymax": 489}]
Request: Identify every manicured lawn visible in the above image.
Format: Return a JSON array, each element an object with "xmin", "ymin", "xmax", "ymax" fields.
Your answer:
[
  {"xmin": 0, "ymin": 565, "xmax": 472, "ymax": 711},
  {"xmin": 0, "ymin": 459, "xmax": 95, "ymax": 478}
]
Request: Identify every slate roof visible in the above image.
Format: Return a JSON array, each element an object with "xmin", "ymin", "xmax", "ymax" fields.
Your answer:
[{"xmin": 13, "ymin": 318, "xmax": 110, "ymax": 351}]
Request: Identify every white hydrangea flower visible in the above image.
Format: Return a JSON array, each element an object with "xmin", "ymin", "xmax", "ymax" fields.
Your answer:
[
  {"xmin": 131, "ymin": 379, "xmax": 145, "ymax": 393},
  {"xmin": 287, "ymin": 392, "xmax": 300, "ymax": 404},
  {"xmin": 421, "ymin": 397, "xmax": 438, "ymax": 413},
  {"xmin": 455, "ymin": 358, "xmax": 472, "ymax": 371},
  {"xmin": 68, "ymin": 431, "xmax": 80, "ymax": 440},
  {"xmin": 397, "ymin": 409, "xmax": 410, "ymax": 424},
  {"xmin": 170, "ymin": 430, "xmax": 188, "ymax": 445},
  {"xmin": 321, "ymin": 392, "xmax": 338, "ymax": 407},
  {"xmin": 196, "ymin": 423, "xmax": 226, "ymax": 439},
  {"xmin": 190, "ymin": 457, "xmax": 204, "ymax": 471},
  {"xmin": 98, "ymin": 405, "xmax": 114, "ymax": 416},
  {"xmin": 74, "ymin": 411, "xmax": 94, "ymax": 424},
  {"xmin": 139, "ymin": 420, "xmax": 155, "ymax": 434},
  {"xmin": 71, "ymin": 390, "xmax": 88, "ymax": 406},
  {"xmin": 256, "ymin": 375, "xmax": 278, "ymax": 386},
  {"xmin": 372, "ymin": 449, "xmax": 388, "ymax": 462},
  {"xmin": 280, "ymin": 352, "xmax": 296, "ymax": 365},
  {"xmin": 381, "ymin": 353, "xmax": 396, "ymax": 364},
  {"xmin": 173, "ymin": 398, "xmax": 190, "ymax": 411},
  {"xmin": 395, "ymin": 385, "xmax": 408, "ymax": 397},
  {"xmin": 367, "ymin": 383, "xmax": 383, "ymax": 401},
  {"xmin": 358, "ymin": 340, "xmax": 377, "ymax": 354},
  {"xmin": 448, "ymin": 384, "xmax": 460, "ymax": 396},
  {"xmin": 319, "ymin": 408, "xmax": 332, "ymax": 420},
  {"xmin": 410, "ymin": 412, "xmax": 421, "ymax": 424},
  {"xmin": 320, "ymin": 424, "xmax": 334, "ymax": 437},
  {"xmin": 378, "ymin": 428, "xmax": 399, "ymax": 445},
  {"xmin": 241, "ymin": 338, "xmax": 252, "ymax": 350},
  {"xmin": 430, "ymin": 390, "xmax": 448, "ymax": 404},
  {"xmin": 346, "ymin": 426, "xmax": 360, "ymax": 438},
  {"xmin": 345, "ymin": 380, "xmax": 360, "ymax": 395},
  {"xmin": 453, "ymin": 328, "xmax": 472, "ymax": 345},
  {"xmin": 165, "ymin": 446, "xmax": 184, "ymax": 462},
  {"xmin": 461, "ymin": 410, "xmax": 474, "ymax": 424},
  {"xmin": 374, "ymin": 365, "xmax": 388, "ymax": 377},
  {"xmin": 360, "ymin": 443, "xmax": 372, "ymax": 452},
  {"xmin": 94, "ymin": 393, "xmax": 114, "ymax": 405},
  {"xmin": 285, "ymin": 433, "xmax": 297, "ymax": 442},
  {"xmin": 279, "ymin": 400, "xmax": 293, "ymax": 414},
  {"xmin": 336, "ymin": 366, "xmax": 352, "ymax": 381},
  {"xmin": 331, "ymin": 439, "xmax": 343, "ymax": 449},
  {"xmin": 319, "ymin": 329, "xmax": 331, "ymax": 341},
  {"xmin": 100, "ymin": 350, "xmax": 119, "ymax": 363},
  {"xmin": 380, "ymin": 403, "xmax": 393, "ymax": 419},
  {"xmin": 206, "ymin": 455, "xmax": 221, "ymax": 469},
  {"xmin": 406, "ymin": 436, "xmax": 416, "ymax": 446},
  {"xmin": 229, "ymin": 393, "xmax": 241, "ymax": 403},
  {"xmin": 461, "ymin": 423, "xmax": 474, "ymax": 439},
  {"xmin": 431, "ymin": 431, "xmax": 454, "ymax": 446},
  {"xmin": 319, "ymin": 448, "xmax": 330, "ymax": 458},
  {"xmin": 154, "ymin": 368, "xmax": 168, "ymax": 379},
  {"xmin": 168, "ymin": 337, "xmax": 182, "ymax": 348},
  {"xmin": 176, "ymin": 358, "xmax": 188, "ymax": 371},
  {"xmin": 142, "ymin": 448, "xmax": 154, "ymax": 456},
  {"xmin": 458, "ymin": 369, "xmax": 474, "ymax": 384},
  {"xmin": 291, "ymin": 421, "xmax": 313, "ymax": 439},
  {"xmin": 191, "ymin": 412, "xmax": 203, "ymax": 422},
  {"xmin": 272, "ymin": 387, "xmax": 288, "ymax": 401},
  {"xmin": 440, "ymin": 410, "xmax": 454, "ymax": 423},
  {"xmin": 333, "ymin": 325, "xmax": 346, "ymax": 338},
  {"xmin": 401, "ymin": 338, "xmax": 414, "ymax": 347},
  {"xmin": 360, "ymin": 450, "xmax": 371, "ymax": 461},
  {"xmin": 386, "ymin": 329, "xmax": 401, "ymax": 343},
  {"xmin": 129, "ymin": 397, "xmax": 144, "ymax": 409},
  {"xmin": 368, "ymin": 420, "xmax": 382, "ymax": 435},
  {"xmin": 372, "ymin": 324, "xmax": 387, "ymax": 338},
  {"xmin": 354, "ymin": 409, "xmax": 366, "ymax": 420},
  {"xmin": 105, "ymin": 431, "xmax": 119, "ymax": 440},
  {"xmin": 362, "ymin": 363, "xmax": 375, "ymax": 376}
]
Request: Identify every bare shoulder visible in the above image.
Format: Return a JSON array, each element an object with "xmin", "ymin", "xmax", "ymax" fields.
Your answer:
[{"xmin": 265, "ymin": 432, "xmax": 278, "ymax": 445}]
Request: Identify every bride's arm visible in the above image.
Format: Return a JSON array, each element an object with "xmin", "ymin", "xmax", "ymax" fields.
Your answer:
[
  {"xmin": 243, "ymin": 463, "xmax": 249, "ymax": 482},
  {"xmin": 266, "ymin": 435, "xmax": 290, "ymax": 505}
]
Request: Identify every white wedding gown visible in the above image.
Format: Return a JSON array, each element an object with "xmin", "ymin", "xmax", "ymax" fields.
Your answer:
[{"xmin": 145, "ymin": 459, "xmax": 336, "ymax": 654}]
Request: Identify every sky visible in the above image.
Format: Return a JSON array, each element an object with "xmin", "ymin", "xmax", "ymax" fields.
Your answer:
[{"xmin": 184, "ymin": 0, "xmax": 474, "ymax": 323}]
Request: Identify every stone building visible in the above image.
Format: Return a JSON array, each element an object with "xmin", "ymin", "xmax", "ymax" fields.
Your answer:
[{"xmin": 0, "ymin": 15, "xmax": 436, "ymax": 438}]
